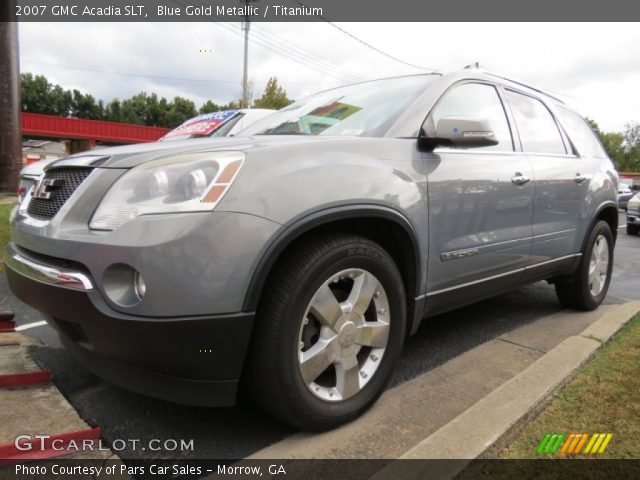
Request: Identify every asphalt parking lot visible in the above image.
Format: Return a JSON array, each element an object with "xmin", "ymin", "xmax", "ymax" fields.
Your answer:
[{"xmin": 2, "ymin": 212, "xmax": 639, "ymax": 460}]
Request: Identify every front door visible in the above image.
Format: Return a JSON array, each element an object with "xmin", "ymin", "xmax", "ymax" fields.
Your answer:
[{"xmin": 423, "ymin": 82, "xmax": 534, "ymax": 301}]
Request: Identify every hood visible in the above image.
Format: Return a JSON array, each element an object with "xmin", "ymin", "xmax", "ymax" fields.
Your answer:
[{"xmin": 48, "ymin": 135, "xmax": 355, "ymax": 169}]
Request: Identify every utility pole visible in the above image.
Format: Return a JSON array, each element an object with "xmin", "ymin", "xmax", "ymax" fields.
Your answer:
[
  {"xmin": 241, "ymin": 18, "xmax": 250, "ymax": 108},
  {"xmin": 241, "ymin": 0, "xmax": 257, "ymax": 108},
  {"xmin": 0, "ymin": 18, "xmax": 22, "ymax": 195}
]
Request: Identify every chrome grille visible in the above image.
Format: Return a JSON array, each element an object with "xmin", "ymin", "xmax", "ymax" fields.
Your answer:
[{"xmin": 27, "ymin": 168, "xmax": 92, "ymax": 220}]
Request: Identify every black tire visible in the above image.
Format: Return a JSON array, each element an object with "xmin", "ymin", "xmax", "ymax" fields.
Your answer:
[
  {"xmin": 555, "ymin": 220, "xmax": 614, "ymax": 311},
  {"xmin": 245, "ymin": 233, "xmax": 406, "ymax": 431},
  {"xmin": 627, "ymin": 224, "xmax": 639, "ymax": 236}
]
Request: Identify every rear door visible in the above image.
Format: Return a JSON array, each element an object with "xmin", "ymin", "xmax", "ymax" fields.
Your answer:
[
  {"xmin": 503, "ymin": 90, "xmax": 590, "ymax": 270},
  {"xmin": 425, "ymin": 82, "xmax": 534, "ymax": 299}
]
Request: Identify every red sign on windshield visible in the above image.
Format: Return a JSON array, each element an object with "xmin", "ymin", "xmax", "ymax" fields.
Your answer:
[{"xmin": 161, "ymin": 111, "xmax": 239, "ymax": 139}]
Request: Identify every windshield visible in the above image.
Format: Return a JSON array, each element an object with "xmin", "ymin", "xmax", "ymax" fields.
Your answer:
[
  {"xmin": 211, "ymin": 114, "xmax": 243, "ymax": 137},
  {"xmin": 160, "ymin": 110, "xmax": 240, "ymax": 141},
  {"xmin": 238, "ymin": 75, "xmax": 438, "ymax": 137}
]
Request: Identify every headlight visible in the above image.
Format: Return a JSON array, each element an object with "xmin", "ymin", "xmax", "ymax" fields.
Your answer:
[{"xmin": 90, "ymin": 151, "xmax": 244, "ymax": 231}]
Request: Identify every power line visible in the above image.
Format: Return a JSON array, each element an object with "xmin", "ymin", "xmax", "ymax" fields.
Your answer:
[
  {"xmin": 249, "ymin": 26, "xmax": 363, "ymax": 82},
  {"xmin": 167, "ymin": 0, "xmax": 362, "ymax": 85},
  {"xmin": 20, "ymin": 59, "xmax": 336, "ymax": 85},
  {"xmin": 214, "ymin": 21, "xmax": 361, "ymax": 85},
  {"xmin": 221, "ymin": 22, "xmax": 362, "ymax": 83},
  {"xmin": 251, "ymin": 23, "xmax": 366, "ymax": 81},
  {"xmin": 325, "ymin": 22, "xmax": 437, "ymax": 71},
  {"xmin": 290, "ymin": 0, "xmax": 439, "ymax": 72}
]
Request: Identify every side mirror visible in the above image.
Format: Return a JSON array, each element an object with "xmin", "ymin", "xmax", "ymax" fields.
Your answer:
[{"xmin": 419, "ymin": 117, "xmax": 499, "ymax": 151}]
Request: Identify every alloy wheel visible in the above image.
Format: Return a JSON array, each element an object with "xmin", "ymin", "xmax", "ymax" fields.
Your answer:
[
  {"xmin": 588, "ymin": 234, "xmax": 610, "ymax": 296},
  {"xmin": 297, "ymin": 268, "xmax": 390, "ymax": 402}
]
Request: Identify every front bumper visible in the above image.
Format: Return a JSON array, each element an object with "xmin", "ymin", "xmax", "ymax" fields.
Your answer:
[
  {"xmin": 627, "ymin": 211, "xmax": 640, "ymax": 225},
  {"xmin": 5, "ymin": 243, "xmax": 254, "ymax": 406}
]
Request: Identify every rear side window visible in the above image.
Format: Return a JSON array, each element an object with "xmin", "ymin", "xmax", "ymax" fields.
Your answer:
[
  {"xmin": 429, "ymin": 83, "xmax": 513, "ymax": 151},
  {"xmin": 505, "ymin": 90, "xmax": 567, "ymax": 155},
  {"xmin": 557, "ymin": 107, "xmax": 608, "ymax": 158}
]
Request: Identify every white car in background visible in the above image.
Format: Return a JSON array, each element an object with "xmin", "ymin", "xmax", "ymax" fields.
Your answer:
[{"xmin": 17, "ymin": 108, "xmax": 275, "ymax": 201}]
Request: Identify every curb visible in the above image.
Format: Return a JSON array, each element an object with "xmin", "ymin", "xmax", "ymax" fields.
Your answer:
[{"xmin": 383, "ymin": 300, "xmax": 640, "ymax": 478}]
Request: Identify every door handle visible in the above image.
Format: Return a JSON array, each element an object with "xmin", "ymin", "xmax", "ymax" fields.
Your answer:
[
  {"xmin": 511, "ymin": 173, "xmax": 531, "ymax": 186},
  {"xmin": 574, "ymin": 173, "xmax": 587, "ymax": 184}
]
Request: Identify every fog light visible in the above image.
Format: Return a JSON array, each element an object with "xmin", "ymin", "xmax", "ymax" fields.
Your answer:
[
  {"xmin": 103, "ymin": 264, "xmax": 145, "ymax": 307},
  {"xmin": 134, "ymin": 271, "xmax": 146, "ymax": 299}
]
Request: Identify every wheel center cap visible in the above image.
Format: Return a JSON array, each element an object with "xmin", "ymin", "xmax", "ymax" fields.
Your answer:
[{"xmin": 338, "ymin": 321, "xmax": 358, "ymax": 348}]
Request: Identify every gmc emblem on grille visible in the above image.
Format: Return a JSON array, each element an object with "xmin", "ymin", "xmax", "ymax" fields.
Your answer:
[{"xmin": 32, "ymin": 178, "xmax": 65, "ymax": 200}]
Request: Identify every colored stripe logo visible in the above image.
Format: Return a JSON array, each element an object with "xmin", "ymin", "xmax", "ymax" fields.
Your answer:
[{"xmin": 537, "ymin": 433, "xmax": 613, "ymax": 455}]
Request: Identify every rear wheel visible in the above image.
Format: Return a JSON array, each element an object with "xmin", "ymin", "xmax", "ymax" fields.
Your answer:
[
  {"xmin": 627, "ymin": 224, "xmax": 639, "ymax": 235},
  {"xmin": 246, "ymin": 234, "xmax": 406, "ymax": 431},
  {"xmin": 555, "ymin": 220, "xmax": 613, "ymax": 311}
]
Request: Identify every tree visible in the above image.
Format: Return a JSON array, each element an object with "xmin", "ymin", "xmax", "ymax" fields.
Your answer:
[
  {"xmin": 621, "ymin": 123, "xmax": 640, "ymax": 172},
  {"xmin": 199, "ymin": 100, "xmax": 221, "ymax": 114},
  {"xmin": 105, "ymin": 99, "xmax": 122, "ymax": 122},
  {"xmin": 70, "ymin": 90, "xmax": 104, "ymax": 119},
  {"xmin": 253, "ymin": 77, "xmax": 291, "ymax": 110},
  {"xmin": 21, "ymin": 73, "xmax": 72, "ymax": 116},
  {"xmin": 587, "ymin": 118, "xmax": 640, "ymax": 172},
  {"xmin": 164, "ymin": 96, "xmax": 197, "ymax": 127},
  {"xmin": 600, "ymin": 132, "xmax": 626, "ymax": 166},
  {"xmin": 623, "ymin": 122, "xmax": 640, "ymax": 150},
  {"xmin": 118, "ymin": 93, "xmax": 148, "ymax": 125},
  {"xmin": 220, "ymin": 99, "xmax": 241, "ymax": 110},
  {"xmin": 19, "ymin": 72, "xmax": 293, "ymax": 129}
]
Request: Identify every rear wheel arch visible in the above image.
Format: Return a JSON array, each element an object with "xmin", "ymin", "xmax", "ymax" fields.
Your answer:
[
  {"xmin": 242, "ymin": 205, "xmax": 423, "ymax": 335},
  {"xmin": 583, "ymin": 202, "xmax": 618, "ymax": 252}
]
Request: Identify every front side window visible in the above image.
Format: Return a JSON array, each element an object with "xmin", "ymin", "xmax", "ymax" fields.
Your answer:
[
  {"xmin": 505, "ymin": 90, "xmax": 567, "ymax": 155},
  {"xmin": 427, "ymin": 82, "xmax": 513, "ymax": 151}
]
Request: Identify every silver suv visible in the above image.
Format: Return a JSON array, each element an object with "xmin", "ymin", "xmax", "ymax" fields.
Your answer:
[{"xmin": 6, "ymin": 71, "xmax": 618, "ymax": 430}]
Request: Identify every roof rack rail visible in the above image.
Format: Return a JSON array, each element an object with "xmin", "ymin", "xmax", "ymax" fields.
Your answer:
[{"xmin": 460, "ymin": 65, "xmax": 565, "ymax": 104}]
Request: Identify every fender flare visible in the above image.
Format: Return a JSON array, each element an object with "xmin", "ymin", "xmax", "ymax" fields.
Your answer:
[
  {"xmin": 241, "ymin": 204, "xmax": 423, "ymax": 313},
  {"xmin": 580, "ymin": 200, "xmax": 619, "ymax": 253}
]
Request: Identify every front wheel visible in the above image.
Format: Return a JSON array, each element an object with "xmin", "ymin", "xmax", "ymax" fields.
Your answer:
[
  {"xmin": 246, "ymin": 234, "xmax": 406, "ymax": 431},
  {"xmin": 555, "ymin": 220, "xmax": 614, "ymax": 311},
  {"xmin": 627, "ymin": 224, "xmax": 639, "ymax": 236}
]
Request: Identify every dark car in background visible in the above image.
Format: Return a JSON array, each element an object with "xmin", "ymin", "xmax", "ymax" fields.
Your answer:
[
  {"xmin": 626, "ymin": 192, "xmax": 640, "ymax": 235},
  {"xmin": 618, "ymin": 183, "xmax": 634, "ymax": 211}
]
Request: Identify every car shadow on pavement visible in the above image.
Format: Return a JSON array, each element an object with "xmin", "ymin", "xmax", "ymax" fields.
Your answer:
[{"xmin": 27, "ymin": 343, "xmax": 295, "ymax": 460}]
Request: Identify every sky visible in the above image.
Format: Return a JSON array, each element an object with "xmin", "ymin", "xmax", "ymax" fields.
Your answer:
[{"xmin": 17, "ymin": 22, "xmax": 640, "ymax": 133}]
